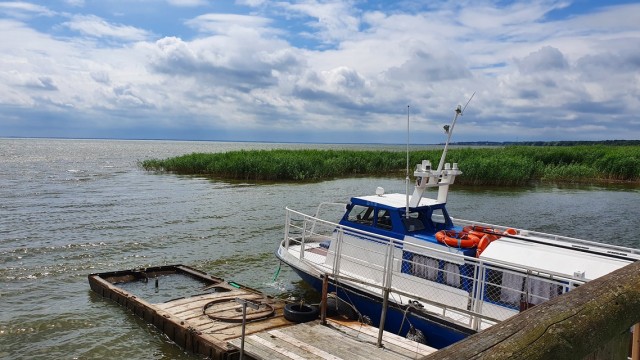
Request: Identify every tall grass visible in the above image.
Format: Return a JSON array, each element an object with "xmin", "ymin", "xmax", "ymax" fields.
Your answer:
[{"xmin": 140, "ymin": 146, "xmax": 640, "ymax": 185}]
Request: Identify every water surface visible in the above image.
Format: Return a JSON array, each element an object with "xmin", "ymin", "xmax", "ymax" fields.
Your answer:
[{"xmin": 0, "ymin": 138, "xmax": 638, "ymax": 359}]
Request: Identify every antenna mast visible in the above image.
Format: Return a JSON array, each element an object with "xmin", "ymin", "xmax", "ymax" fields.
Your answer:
[
  {"xmin": 436, "ymin": 92, "xmax": 475, "ymax": 172},
  {"xmin": 408, "ymin": 93, "xmax": 475, "ymax": 207},
  {"xmin": 405, "ymin": 105, "xmax": 410, "ymax": 219}
]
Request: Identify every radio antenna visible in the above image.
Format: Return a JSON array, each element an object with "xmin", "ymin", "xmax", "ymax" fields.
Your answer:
[
  {"xmin": 405, "ymin": 105, "xmax": 410, "ymax": 219},
  {"xmin": 436, "ymin": 92, "xmax": 475, "ymax": 172}
]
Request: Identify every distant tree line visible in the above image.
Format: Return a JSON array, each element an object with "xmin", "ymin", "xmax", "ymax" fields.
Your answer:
[{"xmin": 451, "ymin": 140, "xmax": 640, "ymax": 146}]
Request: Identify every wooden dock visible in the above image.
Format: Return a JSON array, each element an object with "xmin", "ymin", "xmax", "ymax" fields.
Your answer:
[
  {"xmin": 229, "ymin": 318, "xmax": 436, "ymax": 360},
  {"xmin": 89, "ymin": 265, "xmax": 293, "ymax": 359},
  {"xmin": 89, "ymin": 264, "xmax": 436, "ymax": 360}
]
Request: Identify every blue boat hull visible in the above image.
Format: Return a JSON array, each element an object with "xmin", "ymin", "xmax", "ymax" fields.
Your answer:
[{"xmin": 280, "ymin": 254, "xmax": 474, "ymax": 349}]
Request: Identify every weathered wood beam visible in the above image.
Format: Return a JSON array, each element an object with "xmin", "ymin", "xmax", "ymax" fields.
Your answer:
[{"xmin": 421, "ymin": 261, "xmax": 640, "ymax": 360}]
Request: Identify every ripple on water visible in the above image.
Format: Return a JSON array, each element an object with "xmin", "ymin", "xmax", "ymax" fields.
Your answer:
[{"xmin": 1, "ymin": 139, "xmax": 637, "ymax": 360}]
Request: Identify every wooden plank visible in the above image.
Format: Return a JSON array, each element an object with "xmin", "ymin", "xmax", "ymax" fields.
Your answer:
[
  {"xmin": 278, "ymin": 323, "xmax": 370, "ymax": 359},
  {"xmin": 268, "ymin": 329, "xmax": 343, "ymax": 360},
  {"xmin": 217, "ymin": 316, "xmax": 292, "ymax": 341},
  {"xmin": 229, "ymin": 320, "xmax": 419, "ymax": 360},
  {"xmin": 232, "ymin": 336, "xmax": 288, "ymax": 360},
  {"xmin": 286, "ymin": 322, "xmax": 409, "ymax": 360},
  {"xmin": 328, "ymin": 318, "xmax": 436, "ymax": 355},
  {"xmin": 243, "ymin": 335, "xmax": 310, "ymax": 360},
  {"xmin": 156, "ymin": 291, "xmax": 252, "ymax": 312}
]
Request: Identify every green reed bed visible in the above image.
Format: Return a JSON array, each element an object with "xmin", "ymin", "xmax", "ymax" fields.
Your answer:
[{"xmin": 140, "ymin": 146, "xmax": 640, "ymax": 185}]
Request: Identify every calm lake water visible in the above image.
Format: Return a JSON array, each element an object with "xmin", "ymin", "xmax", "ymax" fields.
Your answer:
[{"xmin": 1, "ymin": 138, "xmax": 638, "ymax": 359}]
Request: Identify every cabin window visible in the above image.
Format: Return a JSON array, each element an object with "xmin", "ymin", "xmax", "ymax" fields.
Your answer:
[
  {"xmin": 431, "ymin": 208, "xmax": 447, "ymax": 230},
  {"xmin": 401, "ymin": 212, "xmax": 425, "ymax": 232},
  {"xmin": 376, "ymin": 209, "xmax": 393, "ymax": 230},
  {"xmin": 347, "ymin": 205, "xmax": 374, "ymax": 225}
]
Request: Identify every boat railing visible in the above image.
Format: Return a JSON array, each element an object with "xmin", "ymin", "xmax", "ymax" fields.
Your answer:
[
  {"xmin": 452, "ymin": 217, "xmax": 640, "ymax": 259},
  {"xmin": 310, "ymin": 202, "xmax": 347, "ymax": 235},
  {"xmin": 283, "ymin": 208, "xmax": 588, "ymax": 331}
]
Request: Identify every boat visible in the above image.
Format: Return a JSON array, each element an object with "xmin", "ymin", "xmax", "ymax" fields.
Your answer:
[{"xmin": 275, "ymin": 104, "xmax": 640, "ymax": 349}]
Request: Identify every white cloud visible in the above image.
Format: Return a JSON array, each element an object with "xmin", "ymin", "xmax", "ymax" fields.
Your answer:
[
  {"xmin": 0, "ymin": 1, "xmax": 639, "ymax": 141},
  {"xmin": 516, "ymin": 46, "xmax": 568, "ymax": 74},
  {"xmin": 275, "ymin": 0, "xmax": 361, "ymax": 44},
  {"xmin": 185, "ymin": 13, "xmax": 273, "ymax": 35},
  {"xmin": 0, "ymin": 1, "xmax": 55, "ymax": 18},
  {"xmin": 166, "ymin": 0, "xmax": 207, "ymax": 7},
  {"xmin": 62, "ymin": 14, "xmax": 151, "ymax": 41}
]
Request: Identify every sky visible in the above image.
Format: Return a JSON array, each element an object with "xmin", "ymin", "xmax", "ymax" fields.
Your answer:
[{"xmin": 0, "ymin": 0, "xmax": 639, "ymax": 144}]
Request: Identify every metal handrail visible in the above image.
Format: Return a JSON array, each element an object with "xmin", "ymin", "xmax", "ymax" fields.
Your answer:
[
  {"xmin": 452, "ymin": 216, "xmax": 640, "ymax": 258},
  {"xmin": 286, "ymin": 207, "xmax": 592, "ymax": 283},
  {"xmin": 282, "ymin": 208, "xmax": 592, "ymax": 331}
]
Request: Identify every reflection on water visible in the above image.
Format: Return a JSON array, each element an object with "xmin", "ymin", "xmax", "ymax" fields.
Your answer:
[{"xmin": 0, "ymin": 138, "xmax": 638, "ymax": 359}]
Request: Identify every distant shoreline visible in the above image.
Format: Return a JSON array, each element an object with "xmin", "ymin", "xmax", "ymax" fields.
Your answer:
[{"xmin": 2, "ymin": 136, "xmax": 639, "ymax": 147}]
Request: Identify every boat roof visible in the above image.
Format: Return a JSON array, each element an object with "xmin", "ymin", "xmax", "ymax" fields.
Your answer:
[
  {"xmin": 479, "ymin": 238, "xmax": 631, "ymax": 280},
  {"xmin": 353, "ymin": 193, "xmax": 441, "ymax": 209}
]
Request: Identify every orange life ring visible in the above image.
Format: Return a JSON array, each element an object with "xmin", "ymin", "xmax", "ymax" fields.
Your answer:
[
  {"xmin": 463, "ymin": 225, "xmax": 486, "ymax": 233},
  {"xmin": 503, "ymin": 228, "xmax": 517, "ymax": 236},
  {"xmin": 462, "ymin": 226, "xmax": 500, "ymax": 242},
  {"xmin": 436, "ymin": 230, "xmax": 480, "ymax": 248},
  {"xmin": 476, "ymin": 235, "xmax": 491, "ymax": 257}
]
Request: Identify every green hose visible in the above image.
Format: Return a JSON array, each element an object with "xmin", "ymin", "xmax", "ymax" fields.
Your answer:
[{"xmin": 272, "ymin": 261, "xmax": 282, "ymax": 282}]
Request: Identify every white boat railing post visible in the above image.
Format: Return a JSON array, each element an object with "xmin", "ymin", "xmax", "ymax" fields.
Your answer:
[
  {"xmin": 333, "ymin": 229, "xmax": 344, "ymax": 276},
  {"xmin": 377, "ymin": 238, "xmax": 396, "ymax": 348},
  {"xmin": 300, "ymin": 219, "xmax": 308, "ymax": 260},
  {"xmin": 381, "ymin": 240, "xmax": 390, "ymax": 290},
  {"xmin": 283, "ymin": 209, "xmax": 291, "ymax": 249},
  {"xmin": 474, "ymin": 263, "xmax": 488, "ymax": 331},
  {"xmin": 524, "ymin": 269, "xmax": 532, "ymax": 309},
  {"xmin": 385, "ymin": 239, "xmax": 395, "ymax": 289},
  {"xmin": 469, "ymin": 261, "xmax": 480, "ymax": 329}
]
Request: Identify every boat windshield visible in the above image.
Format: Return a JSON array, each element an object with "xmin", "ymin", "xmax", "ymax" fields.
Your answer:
[
  {"xmin": 401, "ymin": 212, "xmax": 425, "ymax": 232},
  {"xmin": 400, "ymin": 205, "xmax": 452, "ymax": 233},
  {"xmin": 431, "ymin": 207, "xmax": 449, "ymax": 231},
  {"xmin": 346, "ymin": 204, "xmax": 374, "ymax": 225}
]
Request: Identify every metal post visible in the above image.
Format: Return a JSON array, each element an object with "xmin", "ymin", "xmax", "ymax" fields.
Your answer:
[
  {"xmin": 235, "ymin": 298, "xmax": 260, "ymax": 360},
  {"xmin": 377, "ymin": 288, "xmax": 390, "ymax": 348},
  {"xmin": 321, "ymin": 274, "xmax": 329, "ymax": 325}
]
